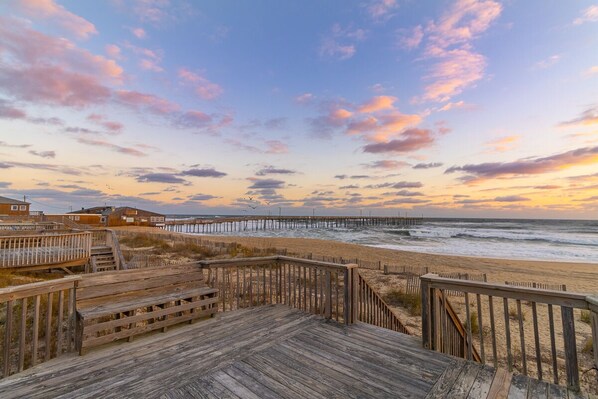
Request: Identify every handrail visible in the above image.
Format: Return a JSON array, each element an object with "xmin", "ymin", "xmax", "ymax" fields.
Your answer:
[
  {"xmin": 0, "ymin": 276, "xmax": 80, "ymax": 378},
  {"xmin": 0, "ymin": 232, "xmax": 92, "ymax": 268},
  {"xmin": 420, "ymin": 273, "xmax": 597, "ymax": 392},
  {"xmin": 357, "ymin": 273, "xmax": 411, "ymax": 335}
]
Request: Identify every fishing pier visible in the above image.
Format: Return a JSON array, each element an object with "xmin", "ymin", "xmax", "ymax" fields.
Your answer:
[{"xmin": 163, "ymin": 215, "xmax": 423, "ymax": 234}]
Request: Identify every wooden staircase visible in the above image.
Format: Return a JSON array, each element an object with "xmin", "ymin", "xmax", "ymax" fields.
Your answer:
[{"xmin": 89, "ymin": 246, "xmax": 117, "ymax": 272}]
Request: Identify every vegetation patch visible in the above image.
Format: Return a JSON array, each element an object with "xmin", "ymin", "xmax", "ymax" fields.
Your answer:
[{"xmin": 383, "ymin": 289, "xmax": 421, "ymax": 316}]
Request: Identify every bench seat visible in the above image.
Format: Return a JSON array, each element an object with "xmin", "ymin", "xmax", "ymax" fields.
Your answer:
[{"xmin": 76, "ymin": 264, "xmax": 218, "ymax": 354}]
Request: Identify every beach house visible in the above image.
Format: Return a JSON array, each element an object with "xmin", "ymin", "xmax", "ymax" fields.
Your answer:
[{"xmin": 0, "ymin": 196, "xmax": 30, "ymax": 217}]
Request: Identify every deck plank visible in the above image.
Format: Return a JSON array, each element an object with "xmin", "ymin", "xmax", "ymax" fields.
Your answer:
[{"xmin": 0, "ymin": 305, "xmax": 580, "ymax": 399}]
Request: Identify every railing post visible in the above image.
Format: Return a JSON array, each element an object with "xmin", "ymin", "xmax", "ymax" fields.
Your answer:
[
  {"xmin": 561, "ymin": 306, "xmax": 579, "ymax": 391},
  {"xmin": 325, "ymin": 270, "xmax": 332, "ymax": 319},
  {"xmin": 343, "ymin": 264, "xmax": 358, "ymax": 325},
  {"xmin": 421, "ymin": 273, "xmax": 437, "ymax": 350},
  {"xmin": 587, "ymin": 295, "xmax": 598, "ymax": 385}
]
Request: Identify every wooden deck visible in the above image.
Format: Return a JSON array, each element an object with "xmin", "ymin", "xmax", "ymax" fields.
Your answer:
[{"xmin": 0, "ymin": 305, "xmax": 590, "ymax": 398}]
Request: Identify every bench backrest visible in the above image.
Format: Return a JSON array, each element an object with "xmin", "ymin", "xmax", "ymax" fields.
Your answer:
[{"xmin": 77, "ymin": 264, "xmax": 206, "ymax": 302}]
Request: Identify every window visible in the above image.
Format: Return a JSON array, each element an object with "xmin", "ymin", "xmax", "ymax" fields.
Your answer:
[
  {"xmin": 11, "ymin": 205, "xmax": 18, "ymax": 211},
  {"xmin": 150, "ymin": 216, "xmax": 164, "ymax": 222},
  {"xmin": 19, "ymin": 205, "xmax": 27, "ymax": 211}
]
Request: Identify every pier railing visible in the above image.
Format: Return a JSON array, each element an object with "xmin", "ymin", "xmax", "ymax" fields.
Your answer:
[
  {"xmin": 0, "ymin": 276, "xmax": 80, "ymax": 377},
  {"xmin": 0, "ymin": 232, "xmax": 92, "ymax": 269},
  {"xmin": 421, "ymin": 274, "xmax": 598, "ymax": 391}
]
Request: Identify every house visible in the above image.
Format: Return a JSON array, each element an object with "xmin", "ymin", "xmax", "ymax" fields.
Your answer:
[
  {"xmin": 0, "ymin": 196, "xmax": 30, "ymax": 216},
  {"xmin": 106, "ymin": 207, "xmax": 166, "ymax": 227},
  {"xmin": 67, "ymin": 206, "xmax": 165, "ymax": 227}
]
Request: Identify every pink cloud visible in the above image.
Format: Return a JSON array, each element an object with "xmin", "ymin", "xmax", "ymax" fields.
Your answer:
[
  {"xmin": 175, "ymin": 110, "xmax": 213, "ymax": 129},
  {"xmin": 411, "ymin": 0, "xmax": 502, "ymax": 103},
  {"xmin": 77, "ymin": 137, "xmax": 146, "ymax": 157},
  {"xmin": 367, "ymin": 0, "xmax": 398, "ymax": 21},
  {"xmin": 0, "ymin": 65, "xmax": 111, "ymax": 107},
  {"xmin": 349, "ymin": 111, "xmax": 422, "ymax": 142},
  {"xmin": 178, "ymin": 68, "xmax": 223, "ymax": 100},
  {"xmin": 362, "ymin": 128, "xmax": 434, "ymax": 153},
  {"xmin": 319, "ymin": 24, "xmax": 366, "ymax": 60},
  {"xmin": 573, "ymin": 5, "xmax": 598, "ymax": 25},
  {"xmin": 438, "ymin": 100, "xmax": 471, "ymax": 111},
  {"xmin": 139, "ymin": 59, "xmax": 163, "ymax": 72},
  {"xmin": 358, "ymin": 96, "xmax": 397, "ymax": 113},
  {"xmin": 86, "ymin": 114, "xmax": 124, "ymax": 134},
  {"xmin": 485, "ymin": 135, "xmax": 520, "ymax": 153},
  {"xmin": 16, "ymin": 0, "xmax": 97, "ymax": 39},
  {"xmin": 295, "ymin": 93, "xmax": 315, "ymax": 105},
  {"xmin": 115, "ymin": 90, "xmax": 179, "ymax": 114},
  {"xmin": 265, "ymin": 140, "xmax": 289, "ymax": 154},
  {"xmin": 398, "ymin": 25, "xmax": 424, "ymax": 50},
  {"xmin": 363, "ymin": 160, "xmax": 411, "ymax": 169},
  {"xmin": 0, "ymin": 17, "xmax": 123, "ymax": 83},
  {"xmin": 130, "ymin": 27, "xmax": 147, "ymax": 39},
  {"xmin": 105, "ymin": 44, "xmax": 122, "ymax": 60}
]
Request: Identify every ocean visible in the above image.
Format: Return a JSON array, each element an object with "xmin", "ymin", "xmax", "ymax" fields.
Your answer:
[{"xmin": 166, "ymin": 217, "xmax": 598, "ymax": 264}]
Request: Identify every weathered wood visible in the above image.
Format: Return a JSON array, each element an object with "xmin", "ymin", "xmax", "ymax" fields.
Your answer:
[
  {"xmin": 0, "ymin": 276, "xmax": 81, "ymax": 302},
  {"xmin": 486, "ymin": 368, "xmax": 511, "ymax": 399},
  {"xmin": 507, "ymin": 373, "xmax": 529, "ymax": 399},
  {"xmin": 561, "ymin": 306, "xmax": 579, "ymax": 391}
]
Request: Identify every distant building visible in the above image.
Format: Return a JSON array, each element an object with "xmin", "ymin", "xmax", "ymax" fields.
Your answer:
[
  {"xmin": 0, "ymin": 196, "xmax": 30, "ymax": 216},
  {"xmin": 69, "ymin": 206, "xmax": 165, "ymax": 227}
]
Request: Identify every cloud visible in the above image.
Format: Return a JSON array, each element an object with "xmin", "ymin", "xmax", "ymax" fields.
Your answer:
[
  {"xmin": 0, "ymin": 141, "xmax": 31, "ymax": 148},
  {"xmin": 347, "ymin": 111, "xmax": 422, "ymax": 142},
  {"xmin": 115, "ymin": 90, "xmax": 179, "ymax": 114},
  {"xmin": 362, "ymin": 128, "xmax": 434, "ymax": 153},
  {"xmin": 136, "ymin": 173, "xmax": 188, "ymax": 184},
  {"xmin": 248, "ymin": 178, "xmax": 286, "ymax": 189},
  {"xmin": 319, "ymin": 23, "xmax": 366, "ymax": 60},
  {"xmin": 367, "ymin": 0, "xmax": 398, "ymax": 21},
  {"xmin": 363, "ymin": 160, "xmax": 410, "ymax": 169},
  {"xmin": 188, "ymin": 194, "xmax": 221, "ymax": 201},
  {"xmin": 130, "ymin": 27, "xmax": 146, "ymax": 39},
  {"xmin": 445, "ymin": 145, "xmax": 598, "ymax": 181},
  {"xmin": 392, "ymin": 181, "xmax": 423, "ymax": 188},
  {"xmin": 139, "ymin": 59, "xmax": 163, "ymax": 72},
  {"xmin": 0, "ymin": 161, "xmax": 82, "ymax": 175},
  {"xmin": 412, "ymin": 0, "xmax": 502, "ymax": 103},
  {"xmin": 358, "ymin": 96, "xmax": 397, "ymax": 113},
  {"xmin": 295, "ymin": 93, "xmax": 315, "ymax": 105},
  {"xmin": 265, "ymin": 140, "xmax": 289, "ymax": 154},
  {"xmin": 15, "ymin": 0, "xmax": 97, "ymax": 39},
  {"xmin": 0, "ymin": 182, "xmax": 11, "ymax": 188},
  {"xmin": 384, "ymin": 190, "xmax": 424, "ymax": 197},
  {"xmin": 105, "ymin": 44, "xmax": 122, "ymax": 59},
  {"xmin": 178, "ymin": 68, "xmax": 223, "ymax": 100},
  {"xmin": 413, "ymin": 162, "xmax": 443, "ymax": 169},
  {"xmin": 485, "ymin": 135, "xmax": 520, "ymax": 153},
  {"xmin": 340, "ymin": 185, "xmax": 359, "ymax": 189},
  {"xmin": 86, "ymin": 114, "xmax": 124, "ymax": 134},
  {"xmin": 77, "ymin": 138, "xmax": 146, "ymax": 157},
  {"xmin": 585, "ymin": 66, "xmax": 598, "ymax": 76},
  {"xmin": 175, "ymin": 110, "xmax": 213, "ymax": 128},
  {"xmin": 533, "ymin": 55, "xmax": 561, "ymax": 70},
  {"xmin": 181, "ymin": 168, "xmax": 227, "ymax": 178},
  {"xmin": 573, "ymin": 5, "xmax": 598, "ymax": 25},
  {"xmin": 256, "ymin": 166, "xmax": 297, "ymax": 176},
  {"xmin": 494, "ymin": 195, "xmax": 530, "ymax": 202},
  {"xmin": 29, "ymin": 150, "xmax": 56, "ymax": 158},
  {"xmin": 559, "ymin": 106, "xmax": 598, "ymax": 127},
  {"xmin": 398, "ymin": 25, "xmax": 424, "ymax": 50},
  {"xmin": 438, "ymin": 100, "xmax": 470, "ymax": 112}
]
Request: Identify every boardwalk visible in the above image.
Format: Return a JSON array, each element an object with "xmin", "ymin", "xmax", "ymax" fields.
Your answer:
[{"xmin": 0, "ymin": 305, "xmax": 584, "ymax": 399}]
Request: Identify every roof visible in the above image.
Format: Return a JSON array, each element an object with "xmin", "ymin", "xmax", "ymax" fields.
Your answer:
[
  {"xmin": 0, "ymin": 196, "xmax": 30, "ymax": 205},
  {"xmin": 70, "ymin": 206, "xmax": 115, "ymax": 215},
  {"xmin": 111, "ymin": 206, "xmax": 164, "ymax": 217}
]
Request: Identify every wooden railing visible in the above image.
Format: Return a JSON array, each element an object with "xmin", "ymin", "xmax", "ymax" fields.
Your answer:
[
  {"xmin": 0, "ymin": 277, "xmax": 80, "ymax": 377},
  {"xmin": 357, "ymin": 273, "xmax": 411, "ymax": 334},
  {"xmin": 199, "ymin": 256, "xmax": 358, "ymax": 324},
  {"xmin": 0, "ymin": 232, "xmax": 92, "ymax": 269},
  {"xmin": 421, "ymin": 274, "xmax": 598, "ymax": 391},
  {"xmin": 89, "ymin": 229, "xmax": 126, "ymax": 271},
  {"xmin": 0, "ymin": 223, "xmax": 62, "ymax": 231}
]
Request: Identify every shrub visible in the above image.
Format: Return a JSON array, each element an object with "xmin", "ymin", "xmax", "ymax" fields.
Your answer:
[
  {"xmin": 383, "ymin": 289, "xmax": 421, "ymax": 316},
  {"xmin": 465, "ymin": 311, "xmax": 479, "ymax": 334},
  {"xmin": 119, "ymin": 234, "xmax": 170, "ymax": 250},
  {"xmin": 508, "ymin": 307, "xmax": 526, "ymax": 321},
  {"xmin": 580, "ymin": 310, "xmax": 591, "ymax": 324},
  {"xmin": 582, "ymin": 337, "xmax": 593, "ymax": 354},
  {"xmin": 170, "ymin": 242, "xmax": 216, "ymax": 259}
]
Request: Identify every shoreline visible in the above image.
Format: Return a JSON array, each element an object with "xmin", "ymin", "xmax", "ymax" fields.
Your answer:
[{"xmin": 116, "ymin": 227, "xmax": 598, "ymax": 294}]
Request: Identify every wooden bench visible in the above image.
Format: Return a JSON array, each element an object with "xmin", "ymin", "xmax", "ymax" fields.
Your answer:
[{"xmin": 76, "ymin": 264, "xmax": 218, "ymax": 354}]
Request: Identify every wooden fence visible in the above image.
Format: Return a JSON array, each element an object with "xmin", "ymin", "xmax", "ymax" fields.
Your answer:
[
  {"xmin": 383, "ymin": 264, "xmax": 430, "ymax": 276},
  {"xmin": 0, "ymin": 232, "xmax": 92, "ymax": 269},
  {"xmin": 0, "ymin": 276, "xmax": 80, "ymax": 377},
  {"xmin": 406, "ymin": 272, "xmax": 487, "ymax": 297},
  {"xmin": 421, "ymin": 274, "xmax": 598, "ymax": 392}
]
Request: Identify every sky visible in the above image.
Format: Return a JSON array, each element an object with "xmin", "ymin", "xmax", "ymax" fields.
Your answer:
[{"xmin": 0, "ymin": 0, "xmax": 597, "ymax": 218}]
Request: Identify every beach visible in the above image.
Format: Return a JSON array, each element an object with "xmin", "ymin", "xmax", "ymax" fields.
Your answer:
[{"xmin": 118, "ymin": 226, "xmax": 598, "ymax": 294}]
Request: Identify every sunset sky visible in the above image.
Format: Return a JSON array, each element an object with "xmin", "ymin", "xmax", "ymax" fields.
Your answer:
[{"xmin": 0, "ymin": 0, "xmax": 597, "ymax": 218}]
